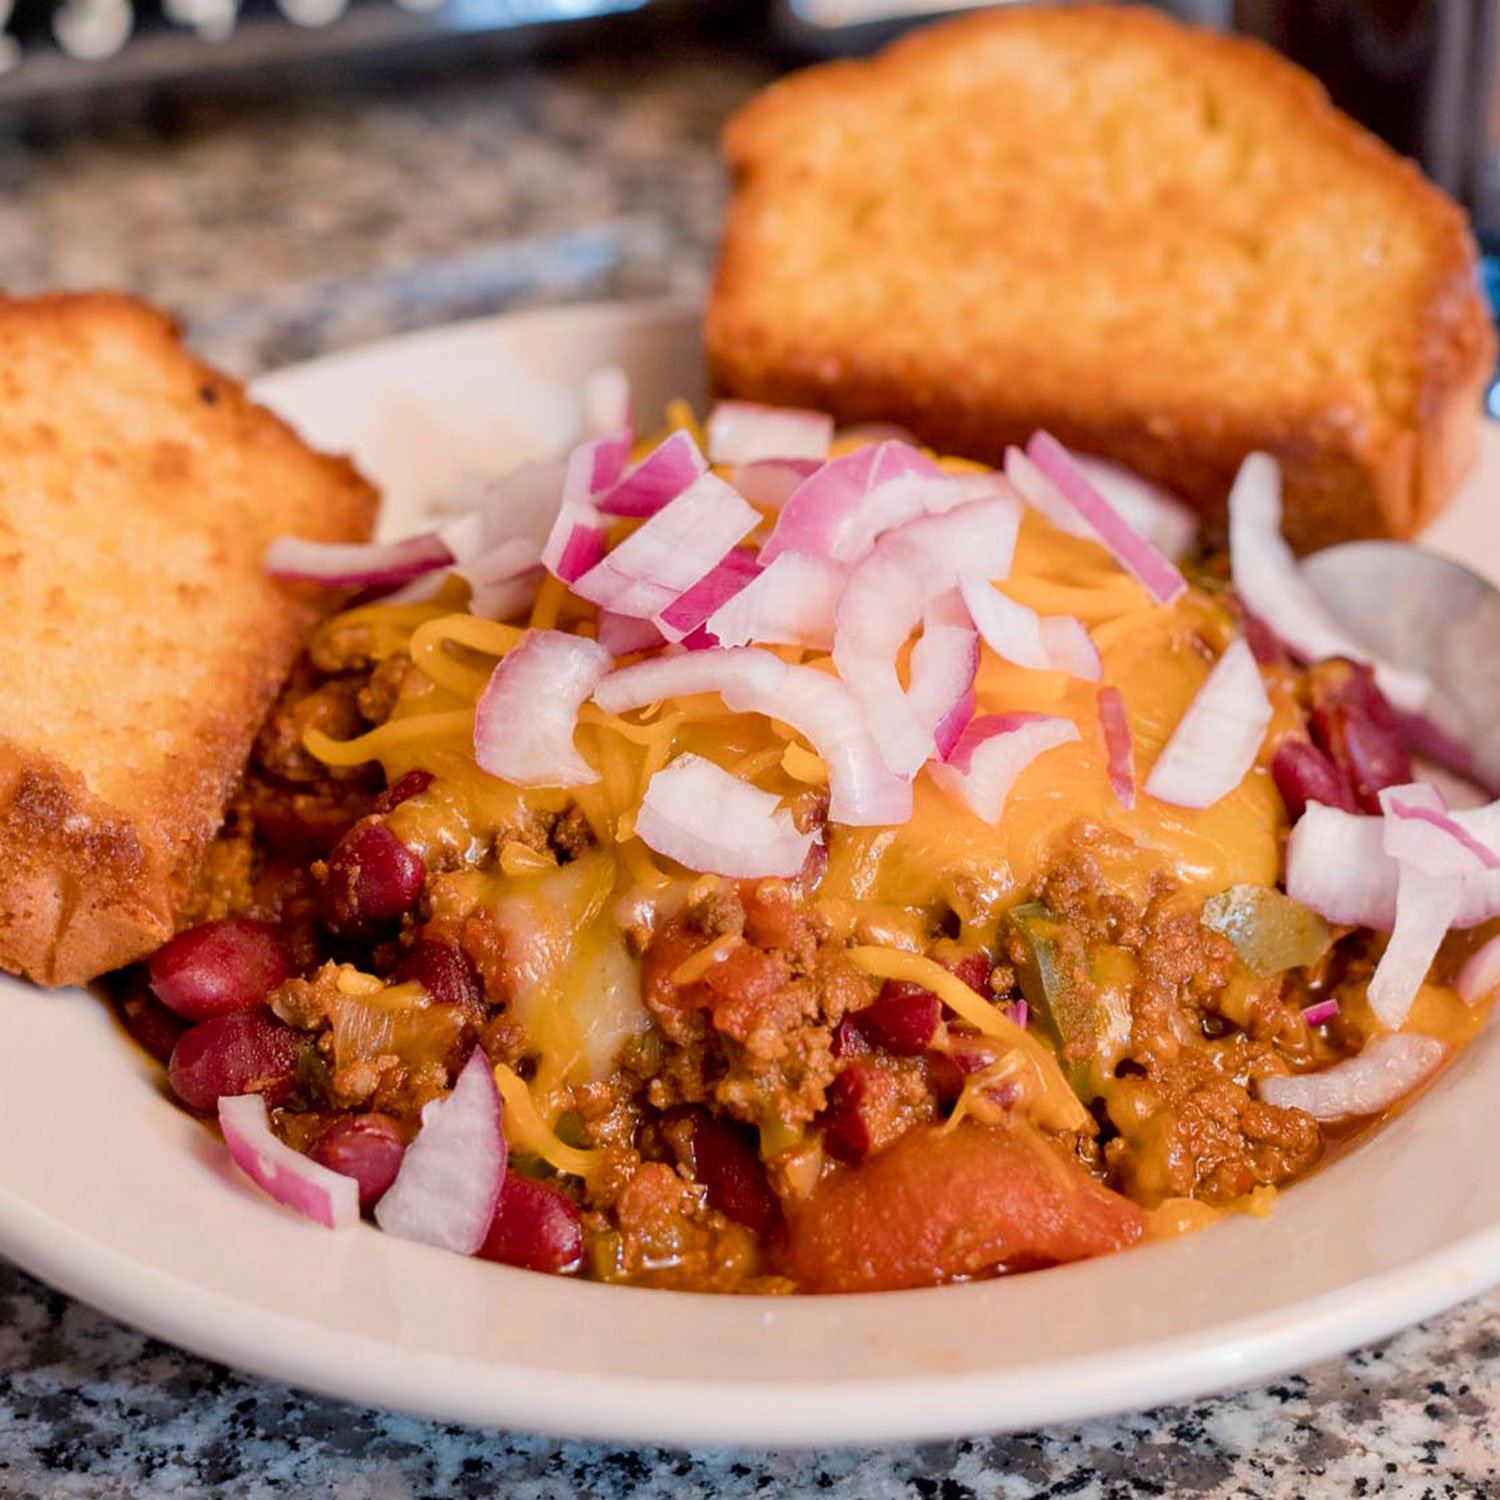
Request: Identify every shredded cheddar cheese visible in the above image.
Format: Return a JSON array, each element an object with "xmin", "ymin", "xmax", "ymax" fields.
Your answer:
[{"xmin": 493, "ymin": 1063, "xmax": 605, "ymax": 1178}]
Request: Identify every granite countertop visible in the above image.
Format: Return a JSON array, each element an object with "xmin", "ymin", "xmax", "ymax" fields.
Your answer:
[{"xmin": 1, "ymin": 39, "xmax": 1498, "ymax": 1498}]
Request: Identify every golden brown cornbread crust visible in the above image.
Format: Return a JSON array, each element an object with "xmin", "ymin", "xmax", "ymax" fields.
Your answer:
[
  {"xmin": 707, "ymin": 4, "xmax": 1495, "ymax": 551},
  {"xmin": 0, "ymin": 293, "xmax": 377, "ymax": 986}
]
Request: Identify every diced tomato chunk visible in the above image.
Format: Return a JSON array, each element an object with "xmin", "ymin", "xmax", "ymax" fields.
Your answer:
[{"xmin": 784, "ymin": 1121, "xmax": 1144, "ymax": 1292}]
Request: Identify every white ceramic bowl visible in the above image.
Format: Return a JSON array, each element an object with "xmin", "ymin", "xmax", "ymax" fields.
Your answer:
[{"xmin": 3, "ymin": 299, "xmax": 1498, "ymax": 1447}]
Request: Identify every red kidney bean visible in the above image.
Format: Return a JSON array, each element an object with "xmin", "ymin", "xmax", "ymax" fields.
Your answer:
[
  {"xmin": 115, "ymin": 979, "xmax": 188, "ymax": 1064},
  {"xmin": 149, "ymin": 918, "xmax": 294, "ymax": 1023},
  {"xmin": 1307, "ymin": 659, "xmax": 1411, "ymax": 813},
  {"xmin": 1271, "ymin": 738, "xmax": 1356, "ymax": 821},
  {"xmin": 319, "ymin": 819, "xmax": 426, "ymax": 938},
  {"xmin": 309, "ymin": 1114, "xmax": 406, "ymax": 1211},
  {"xmin": 478, "ymin": 1174, "xmax": 584, "ymax": 1275},
  {"xmin": 168, "ymin": 1007, "xmax": 305, "ymax": 1113},
  {"xmin": 946, "ymin": 950, "xmax": 992, "ymax": 997},
  {"xmin": 820, "ymin": 1062, "xmax": 900, "ymax": 1163},
  {"xmin": 374, "ymin": 768, "xmax": 434, "ymax": 815},
  {"xmin": 690, "ymin": 1111, "xmax": 781, "ymax": 1234},
  {"xmin": 395, "ymin": 938, "xmax": 482, "ymax": 1010},
  {"xmin": 848, "ymin": 983, "xmax": 940, "ymax": 1056}
]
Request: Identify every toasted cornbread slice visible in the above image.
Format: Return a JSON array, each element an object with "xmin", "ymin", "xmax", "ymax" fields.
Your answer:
[
  {"xmin": 707, "ymin": 4, "xmax": 1495, "ymax": 551},
  {"xmin": 0, "ymin": 293, "xmax": 376, "ymax": 986}
]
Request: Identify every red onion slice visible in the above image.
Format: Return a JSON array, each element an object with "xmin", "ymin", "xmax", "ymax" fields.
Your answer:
[
  {"xmin": 540, "ymin": 436, "xmax": 633, "ymax": 584},
  {"xmin": 1097, "ymin": 685, "xmax": 1136, "ymax": 810},
  {"xmin": 474, "ymin": 629, "xmax": 612, "ymax": 787},
  {"xmin": 218, "ymin": 1093, "xmax": 358, "ymax": 1231},
  {"xmin": 636, "ymin": 752, "xmax": 814, "ymax": 878},
  {"xmin": 760, "ymin": 441, "xmax": 945, "ymax": 563},
  {"xmin": 1458, "ymin": 933, "xmax": 1500, "ymax": 1006},
  {"xmin": 1025, "ymin": 432, "xmax": 1188, "ymax": 604},
  {"xmin": 1258, "ymin": 1033, "xmax": 1445, "ymax": 1120},
  {"xmin": 594, "ymin": 645, "xmax": 789, "ymax": 714},
  {"xmin": 957, "ymin": 575, "xmax": 1101, "ymax": 681},
  {"xmin": 706, "ymin": 401, "xmax": 834, "ymax": 466},
  {"xmin": 1070, "ymin": 455, "xmax": 1199, "ymax": 562},
  {"xmin": 929, "ymin": 713, "xmax": 1080, "ymax": 822},
  {"xmin": 1285, "ymin": 803, "xmax": 1500, "ymax": 931},
  {"xmin": 1004, "ymin": 447, "xmax": 1091, "ymax": 538},
  {"xmin": 456, "ymin": 538, "xmax": 545, "ymax": 620},
  {"xmin": 265, "ymin": 533, "xmax": 453, "ymax": 590},
  {"xmin": 834, "ymin": 499, "xmax": 1022, "ymax": 777},
  {"xmin": 571, "ymin": 472, "xmax": 760, "ymax": 622},
  {"xmin": 908, "ymin": 618, "xmax": 980, "ymax": 763},
  {"xmin": 1144, "ymin": 639, "xmax": 1271, "ymax": 810},
  {"xmin": 597, "ymin": 430, "xmax": 708, "ymax": 518},
  {"xmin": 704, "ymin": 552, "xmax": 847, "ymax": 651},
  {"xmin": 1367, "ymin": 783, "xmax": 1490, "ymax": 1027},
  {"xmin": 729, "ymin": 458, "xmax": 821, "ymax": 510},
  {"xmin": 657, "ymin": 547, "xmax": 763, "ymax": 644},
  {"xmin": 1300, "ymin": 998, "xmax": 1340, "ymax": 1027},
  {"xmin": 595, "ymin": 610, "xmax": 665, "ymax": 657},
  {"xmin": 721, "ymin": 664, "xmax": 914, "ymax": 828},
  {"xmin": 1228, "ymin": 454, "xmax": 1430, "ymax": 712},
  {"xmin": 374, "ymin": 1048, "xmax": 507, "ymax": 1256}
]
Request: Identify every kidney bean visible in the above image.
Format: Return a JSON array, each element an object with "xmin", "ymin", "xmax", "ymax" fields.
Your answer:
[
  {"xmin": 319, "ymin": 819, "xmax": 426, "ymax": 938},
  {"xmin": 168, "ymin": 1007, "xmax": 305, "ymax": 1113},
  {"xmin": 849, "ymin": 983, "xmax": 941, "ymax": 1056},
  {"xmin": 115, "ymin": 978, "xmax": 188, "ymax": 1064},
  {"xmin": 1271, "ymin": 738, "xmax": 1356, "ymax": 820},
  {"xmin": 1307, "ymin": 659, "xmax": 1411, "ymax": 812},
  {"xmin": 375, "ymin": 768, "xmax": 434, "ymax": 815},
  {"xmin": 149, "ymin": 918, "xmax": 295, "ymax": 1022},
  {"xmin": 309, "ymin": 1114, "xmax": 406, "ymax": 1211},
  {"xmin": 396, "ymin": 938, "xmax": 483, "ymax": 1010},
  {"xmin": 946, "ymin": 950, "xmax": 993, "ymax": 997},
  {"xmin": 819, "ymin": 1062, "xmax": 900, "ymax": 1163},
  {"xmin": 690, "ymin": 1111, "xmax": 781, "ymax": 1234},
  {"xmin": 478, "ymin": 1174, "xmax": 584, "ymax": 1275}
]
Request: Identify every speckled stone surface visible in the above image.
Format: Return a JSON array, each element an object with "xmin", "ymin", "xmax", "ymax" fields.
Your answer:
[{"xmin": 1, "ymin": 39, "xmax": 1498, "ymax": 1498}]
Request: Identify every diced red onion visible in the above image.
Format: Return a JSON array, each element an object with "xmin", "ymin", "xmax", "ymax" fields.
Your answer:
[
  {"xmin": 540, "ymin": 436, "xmax": 633, "ymax": 584},
  {"xmin": 1285, "ymin": 803, "xmax": 1500, "ymax": 931},
  {"xmin": 1097, "ymin": 685, "xmax": 1135, "ymax": 810},
  {"xmin": 455, "ymin": 538, "xmax": 544, "ymax": 620},
  {"xmin": 594, "ymin": 645, "xmax": 789, "ymax": 714},
  {"xmin": 374, "ymin": 1048, "xmax": 507, "ymax": 1255},
  {"xmin": 218, "ymin": 1093, "xmax": 358, "ymax": 1231},
  {"xmin": 760, "ymin": 441, "xmax": 946, "ymax": 563},
  {"xmin": 1227, "ymin": 453, "xmax": 1430, "ymax": 712},
  {"xmin": 706, "ymin": 401, "xmax": 834, "ymax": 466},
  {"xmin": 829, "ymin": 472, "xmax": 1001, "ymax": 565},
  {"xmin": 834, "ymin": 499, "xmax": 1022, "ymax": 777},
  {"xmin": 1300, "ymin": 998, "xmax": 1340, "ymax": 1027},
  {"xmin": 597, "ymin": 430, "xmax": 707, "ymax": 518},
  {"xmin": 957, "ymin": 575, "xmax": 1101, "ymax": 681},
  {"xmin": 907, "ymin": 619, "xmax": 980, "ymax": 764},
  {"xmin": 571, "ymin": 472, "xmax": 760, "ymax": 623},
  {"xmin": 1367, "ymin": 783, "xmax": 1488, "ymax": 1027},
  {"xmin": 265, "ymin": 533, "xmax": 453, "ymax": 589},
  {"xmin": 704, "ymin": 552, "xmax": 847, "ymax": 651},
  {"xmin": 443, "ymin": 457, "xmax": 569, "ymax": 551},
  {"xmin": 1144, "ymin": 638, "xmax": 1271, "ymax": 810},
  {"xmin": 1069, "ymin": 455, "xmax": 1199, "ymax": 562},
  {"xmin": 581, "ymin": 365, "xmax": 631, "ymax": 441},
  {"xmin": 729, "ymin": 458, "xmax": 821, "ymax": 510},
  {"xmin": 657, "ymin": 547, "xmax": 763, "ymax": 643},
  {"xmin": 595, "ymin": 610, "xmax": 665, "ymax": 657},
  {"xmin": 1380, "ymin": 784, "xmax": 1500, "ymax": 872},
  {"xmin": 1025, "ymin": 432, "xmax": 1188, "ymax": 605},
  {"xmin": 929, "ymin": 713, "xmax": 1080, "ymax": 822},
  {"xmin": 1258, "ymin": 1033, "xmax": 1445, "ymax": 1120},
  {"xmin": 474, "ymin": 629, "xmax": 612, "ymax": 787},
  {"xmin": 720, "ymin": 663, "xmax": 914, "ymax": 828},
  {"xmin": 1004, "ymin": 447, "xmax": 1091, "ymax": 538},
  {"xmin": 635, "ymin": 752, "xmax": 813, "ymax": 878},
  {"xmin": 1457, "ymin": 933, "xmax": 1500, "ymax": 1006}
]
